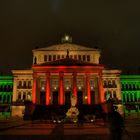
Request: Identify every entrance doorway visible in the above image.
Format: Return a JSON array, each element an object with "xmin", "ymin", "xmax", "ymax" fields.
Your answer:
[
  {"xmin": 90, "ymin": 91, "xmax": 95, "ymax": 105},
  {"xmin": 77, "ymin": 91, "xmax": 83, "ymax": 105},
  {"xmin": 52, "ymin": 91, "xmax": 58, "ymax": 105},
  {"xmin": 65, "ymin": 91, "xmax": 71, "ymax": 106},
  {"xmin": 40, "ymin": 91, "xmax": 46, "ymax": 105}
]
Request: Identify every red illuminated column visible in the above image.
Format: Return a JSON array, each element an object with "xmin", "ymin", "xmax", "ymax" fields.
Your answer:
[
  {"xmin": 59, "ymin": 72, "xmax": 64, "ymax": 105},
  {"xmin": 99, "ymin": 76, "xmax": 104, "ymax": 103},
  {"xmin": 32, "ymin": 73, "xmax": 37, "ymax": 104},
  {"xmin": 86, "ymin": 73, "xmax": 91, "ymax": 105},
  {"xmin": 46, "ymin": 72, "xmax": 50, "ymax": 105},
  {"xmin": 73, "ymin": 72, "xmax": 77, "ymax": 97}
]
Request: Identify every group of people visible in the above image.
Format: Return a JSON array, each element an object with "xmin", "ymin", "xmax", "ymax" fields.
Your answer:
[{"xmin": 77, "ymin": 104, "xmax": 125, "ymax": 140}]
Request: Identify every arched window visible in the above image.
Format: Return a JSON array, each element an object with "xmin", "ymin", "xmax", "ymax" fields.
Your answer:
[
  {"xmin": 122, "ymin": 84, "xmax": 124, "ymax": 90},
  {"xmin": 108, "ymin": 80, "xmax": 111, "ymax": 88},
  {"xmin": 27, "ymin": 92, "xmax": 31, "ymax": 100},
  {"xmin": 18, "ymin": 92, "xmax": 21, "ymax": 100},
  {"xmin": 134, "ymin": 93, "xmax": 137, "ymax": 102},
  {"xmin": 123, "ymin": 94, "xmax": 126, "ymax": 102},
  {"xmin": 130, "ymin": 93, "xmax": 133, "ymax": 102},
  {"xmin": 3, "ymin": 95, "xmax": 6, "ymax": 103},
  {"xmin": 133, "ymin": 84, "xmax": 136, "ymax": 90},
  {"xmin": 103, "ymin": 80, "xmax": 107, "ymax": 88},
  {"xmin": 7, "ymin": 95, "xmax": 10, "ymax": 103},
  {"xmin": 126, "ymin": 84, "xmax": 128, "ymax": 90},
  {"xmin": 0, "ymin": 95, "xmax": 2, "ymax": 103},
  {"xmin": 112, "ymin": 80, "xmax": 117, "ymax": 88},
  {"xmin": 18, "ymin": 81, "xmax": 22, "ymax": 88},
  {"xmin": 126, "ymin": 94, "xmax": 129, "ymax": 102},
  {"xmin": 23, "ymin": 81, "xmax": 26, "ymax": 88},
  {"xmin": 113, "ymin": 91, "xmax": 117, "ymax": 98},
  {"xmin": 129, "ymin": 84, "xmax": 132, "ymax": 90},
  {"xmin": 28, "ymin": 81, "xmax": 31, "ymax": 88},
  {"xmin": 23, "ymin": 92, "xmax": 26, "ymax": 101}
]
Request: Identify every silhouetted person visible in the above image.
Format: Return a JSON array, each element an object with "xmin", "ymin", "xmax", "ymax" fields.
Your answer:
[
  {"xmin": 78, "ymin": 109, "xmax": 84, "ymax": 126},
  {"xmin": 107, "ymin": 106, "xmax": 124, "ymax": 140}
]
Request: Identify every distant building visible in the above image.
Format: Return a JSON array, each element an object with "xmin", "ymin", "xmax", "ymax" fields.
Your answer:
[
  {"xmin": 11, "ymin": 35, "xmax": 122, "ymax": 117},
  {"xmin": 120, "ymin": 75, "xmax": 140, "ymax": 118},
  {"xmin": 0, "ymin": 76, "xmax": 13, "ymax": 117}
]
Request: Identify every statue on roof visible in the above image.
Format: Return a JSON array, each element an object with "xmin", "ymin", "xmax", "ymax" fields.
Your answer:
[
  {"xmin": 61, "ymin": 34, "xmax": 72, "ymax": 43},
  {"xmin": 66, "ymin": 49, "xmax": 69, "ymax": 58}
]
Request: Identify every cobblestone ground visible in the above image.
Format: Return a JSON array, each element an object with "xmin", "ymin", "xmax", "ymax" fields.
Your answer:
[{"xmin": 0, "ymin": 118, "xmax": 140, "ymax": 140}]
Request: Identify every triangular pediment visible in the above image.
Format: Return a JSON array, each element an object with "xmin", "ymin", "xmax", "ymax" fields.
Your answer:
[
  {"xmin": 35, "ymin": 58, "xmax": 100, "ymax": 66},
  {"xmin": 32, "ymin": 43, "xmax": 98, "ymax": 51}
]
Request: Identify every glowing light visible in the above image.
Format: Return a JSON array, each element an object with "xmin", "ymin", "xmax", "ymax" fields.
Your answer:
[
  {"xmin": 54, "ymin": 87, "xmax": 57, "ymax": 90},
  {"xmin": 85, "ymin": 96, "xmax": 88, "ymax": 99},
  {"xmin": 41, "ymin": 86, "xmax": 45, "ymax": 90},
  {"xmin": 78, "ymin": 86, "xmax": 81, "ymax": 90},
  {"xmin": 91, "ymin": 86, "xmax": 93, "ymax": 90},
  {"xmin": 66, "ymin": 87, "xmax": 69, "ymax": 90}
]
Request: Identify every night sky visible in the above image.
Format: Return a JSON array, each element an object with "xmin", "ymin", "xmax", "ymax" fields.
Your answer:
[{"xmin": 0, "ymin": 0, "xmax": 140, "ymax": 74}]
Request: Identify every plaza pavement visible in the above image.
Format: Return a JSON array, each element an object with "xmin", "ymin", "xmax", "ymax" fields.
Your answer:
[{"xmin": 0, "ymin": 117, "xmax": 140, "ymax": 140}]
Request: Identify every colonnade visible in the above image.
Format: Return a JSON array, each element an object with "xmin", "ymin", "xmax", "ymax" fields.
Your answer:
[{"xmin": 32, "ymin": 72, "xmax": 104, "ymax": 105}]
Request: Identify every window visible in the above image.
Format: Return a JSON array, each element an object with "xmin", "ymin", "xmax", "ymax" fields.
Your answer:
[
  {"xmin": 133, "ymin": 84, "xmax": 136, "ymax": 90},
  {"xmin": 83, "ymin": 55, "xmax": 86, "ymax": 61},
  {"xmin": 103, "ymin": 80, "xmax": 107, "ymax": 88},
  {"xmin": 44, "ymin": 55, "xmax": 47, "ymax": 61},
  {"xmin": 27, "ymin": 92, "xmax": 31, "ymax": 100},
  {"xmin": 112, "ymin": 80, "xmax": 117, "ymax": 88},
  {"xmin": 28, "ymin": 81, "xmax": 31, "ymax": 88},
  {"xmin": 62, "ymin": 55, "xmax": 64, "ymax": 58},
  {"xmin": 7, "ymin": 95, "xmax": 10, "ymax": 103},
  {"xmin": 70, "ymin": 55, "xmax": 73, "ymax": 58},
  {"xmin": 23, "ymin": 92, "xmax": 26, "ymax": 100},
  {"xmin": 87, "ymin": 55, "xmax": 90, "ymax": 61},
  {"xmin": 130, "ymin": 93, "xmax": 133, "ymax": 102},
  {"xmin": 0, "ymin": 95, "xmax": 2, "ymax": 103},
  {"xmin": 113, "ymin": 91, "xmax": 117, "ymax": 98},
  {"xmin": 49, "ymin": 55, "xmax": 52, "ymax": 61},
  {"xmin": 3, "ymin": 95, "xmax": 6, "ymax": 103},
  {"xmin": 18, "ymin": 92, "xmax": 21, "ymax": 100},
  {"xmin": 57, "ymin": 55, "xmax": 60, "ymax": 59},
  {"xmin": 134, "ymin": 93, "xmax": 137, "ymax": 102},
  {"xmin": 122, "ymin": 84, "xmax": 124, "ymax": 90},
  {"xmin": 53, "ymin": 55, "xmax": 56, "ymax": 60},
  {"xmin": 123, "ymin": 94, "xmax": 126, "ymax": 102},
  {"xmin": 126, "ymin": 94, "xmax": 129, "ymax": 102},
  {"xmin": 18, "ymin": 81, "xmax": 22, "ymax": 88},
  {"xmin": 78, "ymin": 55, "xmax": 82, "ymax": 60},
  {"xmin": 23, "ymin": 81, "xmax": 26, "ymax": 88},
  {"xmin": 74, "ymin": 55, "xmax": 77, "ymax": 59}
]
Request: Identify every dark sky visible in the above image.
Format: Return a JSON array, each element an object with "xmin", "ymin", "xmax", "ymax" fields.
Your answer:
[{"xmin": 0, "ymin": 0, "xmax": 140, "ymax": 74}]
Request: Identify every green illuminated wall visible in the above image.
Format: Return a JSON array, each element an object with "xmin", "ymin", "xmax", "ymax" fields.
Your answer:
[
  {"xmin": 120, "ymin": 75, "xmax": 140, "ymax": 113},
  {"xmin": 0, "ymin": 76, "xmax": 13, "ymax": 117}
]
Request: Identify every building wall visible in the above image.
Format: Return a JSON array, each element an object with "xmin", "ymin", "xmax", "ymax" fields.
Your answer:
[
  {"xmin": 0, "ymin": 76, "xmax": 13, "ymax": 117},
  {"xmin": 120, "ymin": 75, "xmax": 140, "ymax": 118},
  {"xmin": 32, "ymin": 43, "xmax": 101, "ymax": 65}
]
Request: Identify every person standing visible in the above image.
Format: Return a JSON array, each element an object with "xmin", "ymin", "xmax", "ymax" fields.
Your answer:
[{"xmin": 107, "ymin": 106, "xmax": 124, "ymax": 140}]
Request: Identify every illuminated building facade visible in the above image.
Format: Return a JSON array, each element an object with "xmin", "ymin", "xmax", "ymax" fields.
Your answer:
[
  {"xmin": 0, "ymin": 76, "xmax": 13, "ymax": 117},
  {"xmin": 120, "ymin": 75, "xmax": 140, "ymax": 117},
  {"xmin": 12, "ymin": 36, "xmax": 122, "ymax": 117}
]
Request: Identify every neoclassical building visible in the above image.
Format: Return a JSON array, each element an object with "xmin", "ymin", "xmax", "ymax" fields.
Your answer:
[
  {"xmin": 0, "ymin": 76, "xmax": 13, "ymax": 117},
  {"xmin": 12, "ymin": 35, "xmax": 122, "ymax": 116},
  {"xmin": 121, "ymin": 75, "xmax": 140, "ymax": 117}
]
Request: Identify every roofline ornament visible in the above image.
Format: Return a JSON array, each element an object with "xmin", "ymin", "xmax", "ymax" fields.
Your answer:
[{"xmin": 61, "ymin": 34, "xmax": 72, "ymax": 43}]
